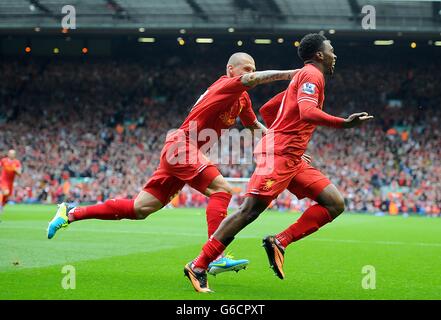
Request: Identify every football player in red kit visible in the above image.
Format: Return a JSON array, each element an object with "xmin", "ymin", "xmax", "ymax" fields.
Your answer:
[
  {"xmin": 0, "ymin": 150, "xmax": 22, "ymax": 213},
  {"xmin": 185, "ymin": 34, "xmax": 373, "ymax": 292},
  {"xmin": 47, "ymin": 52, "xmax": 298, "ymax": 276}
]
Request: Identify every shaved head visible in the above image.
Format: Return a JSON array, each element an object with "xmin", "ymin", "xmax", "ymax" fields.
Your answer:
[
  {"xmin": 226, "ymin": 52, "xmax": 256, "ymax": 77},
  {"xmin": 8, "ymin": 149, "xmax": 16, "ymax": 159},
  {"xmin": 227, "ymin": 52, "xmax": 254, "ymax": 67}
]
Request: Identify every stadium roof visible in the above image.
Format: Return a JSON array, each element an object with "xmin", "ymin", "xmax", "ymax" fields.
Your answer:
[{"xmin": 0, "ymin": 0, "xmax": 440, "ymax": 35}]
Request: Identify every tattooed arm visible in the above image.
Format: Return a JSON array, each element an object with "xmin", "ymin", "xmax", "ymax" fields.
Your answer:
[{"xmin": 241, "ymin": 69, "xmax": 299, "ymax": 87}]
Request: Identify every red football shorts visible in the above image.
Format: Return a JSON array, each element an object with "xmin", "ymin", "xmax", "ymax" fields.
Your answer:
[
  {"xmin": 246, "ymin": 153, "xmax": 331, "ymax": 204},
  {"xmin": 143, "ymin": 140, "xmax": 220, "ymax": 205},
  {"xmin": 0, "ymin": 181, "xmax": 13, "ymax": 196}
]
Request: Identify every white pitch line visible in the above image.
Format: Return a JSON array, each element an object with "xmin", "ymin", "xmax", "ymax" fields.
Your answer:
[
  {"xmin": 2, "ymin": 224, "xmax": 441, "ymax": 248},
  {"xmin": 307, "ymin": 238, "xmax": 441, "ymax": 248}
]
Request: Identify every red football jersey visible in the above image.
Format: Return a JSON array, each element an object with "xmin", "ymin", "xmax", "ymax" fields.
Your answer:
[
  {"xmin": 167, "ymin": 75, "xmax": 257, "ymax": 148},
  {"xmin": 257, "ymin": 64, "xmax": 326, "ymax": 160},
  {"xmin": 259, "ymin": 90, "xmax": 286, "ymax": 128},
  {"xmin": 0, "ymin": 157, "xmax": 21, "ymax": 184}
]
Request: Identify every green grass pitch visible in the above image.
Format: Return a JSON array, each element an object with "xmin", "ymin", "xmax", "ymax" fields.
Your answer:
[{"xmin": 1, "ymin": 205, "xmax": 440, "ymax": 300}]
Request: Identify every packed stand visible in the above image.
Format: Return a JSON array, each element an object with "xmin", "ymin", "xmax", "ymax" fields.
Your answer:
[{"xmin": 0, "ymin": 56, "xmax": 439, "ymax": 216}]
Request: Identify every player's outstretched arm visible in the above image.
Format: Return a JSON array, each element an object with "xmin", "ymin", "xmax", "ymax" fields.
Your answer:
[
  {"xmin": 299, "ymin": 106, "xmax": 373, "ymax": 129},
  {"xmin": 342, "ymin": 112, "xmax": 374, "ymax": 128},
  {"xmin": 15, "ymin": 167, "xmax": 22, "ymax": 176},
  {"xmin": 241, "ymin": 69, "xmax": 300, "ymax": 87},
  {"xmin": 299, "ymin": 103, "xmax": 345, "ymax": 128}
]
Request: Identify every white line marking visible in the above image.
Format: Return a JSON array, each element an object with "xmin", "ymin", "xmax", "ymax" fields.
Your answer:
[{"xmin": 2, "ymin": 225, "xmax": 441, "ymax": 248}]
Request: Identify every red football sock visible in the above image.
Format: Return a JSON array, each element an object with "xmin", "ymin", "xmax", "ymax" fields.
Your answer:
[
  {"xmin": 1, "ymin": 195, "xmax": 7, "ymax": 206},
  {"xmin": 206, "ymin": 192, "xmax": 232, "ymax": 238},
  {"xmin": 69, "ymin": 199, "xmax": 137, "ymax": 222},
  {"xmin": 193, "ymin": 236, "xmax": 226, "ymax": 270},
  {"xmin": 276, "ymin": 204, "xmax": 333, "ymax": 248}
]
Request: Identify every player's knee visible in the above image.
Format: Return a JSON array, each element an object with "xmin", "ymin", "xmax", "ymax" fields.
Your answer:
[
  {"xmin": 225, "ymin": 184, "xmax": 233, "ymax": 194},
  {"xmin": 133, "ymin": 205, "xmax": 150, "ymax": 220},
  {"xmin": 206, "ymin": 175, "xmax": 233, "ymax": 195},
  {"xmin": 329, "ymin": 195, "xmax": 345, "ymax": 218},
  {"xmin": 237, "ymin": 207, "xmax": 257, "ymax": 224},
  {"xmin": 209, "ymin": 183, "xmax": 233, "ymax": 195},
  {"xmin": 335, "ymin": 199, "xmax": 345, "ymax": 216},
  {"xmin": 238, "ymin": 202, "xmax": 263, "ymax": 224},
  {"xmin": 133, "ymin": 200, "xmax": 159, "ymax": 220}
]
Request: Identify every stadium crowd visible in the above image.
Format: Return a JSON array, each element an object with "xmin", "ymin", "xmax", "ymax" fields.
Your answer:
[{"xmin": 1, "ymin": 55, "xmax": 440, "ymax": 216}]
